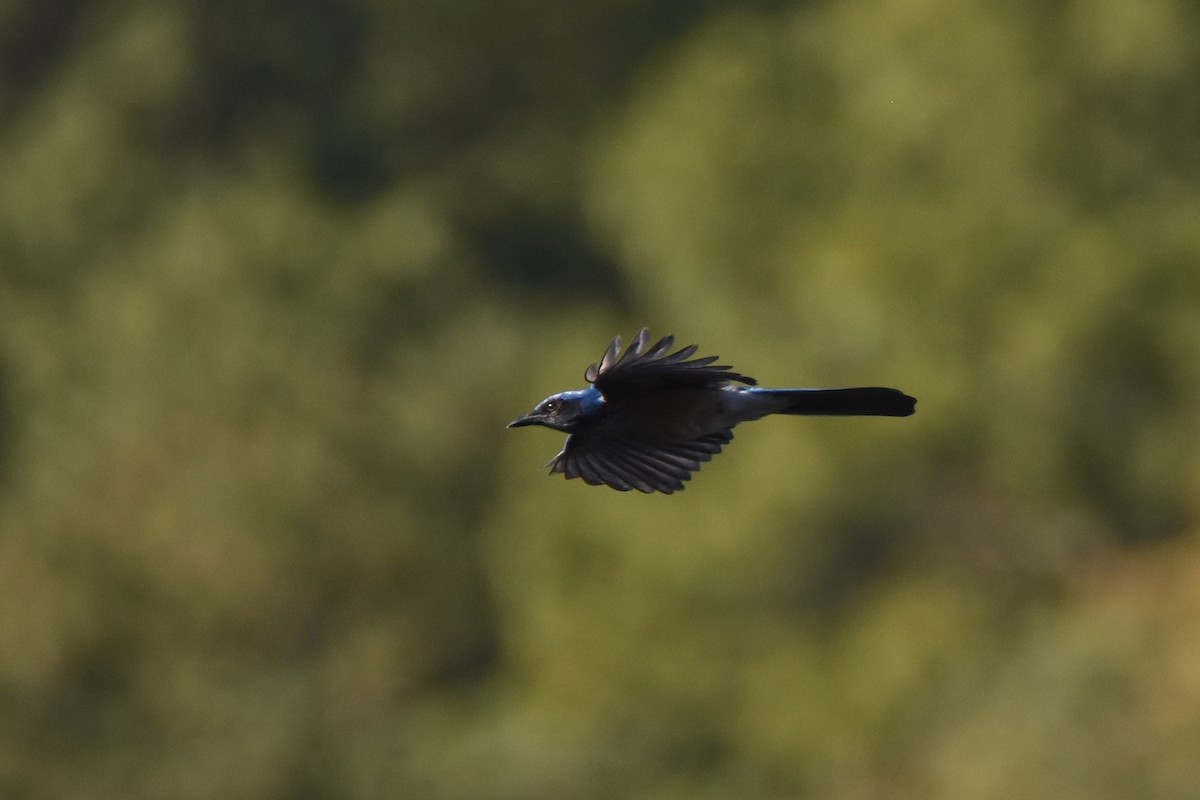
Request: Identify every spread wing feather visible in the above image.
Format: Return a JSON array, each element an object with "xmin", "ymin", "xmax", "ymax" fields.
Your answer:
[
  {"xmin": 549, "ymin": 429, "xmax": 735, "ymax": 494},
  {"xmin": 583, "ymin": 327, "xmax": 756, "ymax": 390}
]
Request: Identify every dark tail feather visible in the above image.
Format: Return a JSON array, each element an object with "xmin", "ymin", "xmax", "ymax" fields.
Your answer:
[{"xmin": 766, "ymin": 387, "xmax": 916, "ymax": 417}]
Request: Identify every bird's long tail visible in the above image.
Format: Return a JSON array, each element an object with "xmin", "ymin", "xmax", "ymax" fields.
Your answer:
[{"xmin": 750, "ymin": 387, "xmax": 916, "ymax": 417}]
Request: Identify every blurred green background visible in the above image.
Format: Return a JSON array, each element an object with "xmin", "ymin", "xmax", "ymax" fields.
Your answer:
[{"xmin": 2, "ymin": 0, "xmax": 1200, "ymax": 797}]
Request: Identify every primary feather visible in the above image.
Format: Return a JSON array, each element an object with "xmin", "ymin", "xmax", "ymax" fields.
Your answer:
[{"xmin": 584, "ymin": 329, "xmax": 756, "ymax": 390}]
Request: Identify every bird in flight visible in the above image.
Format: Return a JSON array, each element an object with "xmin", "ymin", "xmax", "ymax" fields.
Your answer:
[{"xmin": 508, "ymin": 328, "xmax": 915, "ymax": 493}]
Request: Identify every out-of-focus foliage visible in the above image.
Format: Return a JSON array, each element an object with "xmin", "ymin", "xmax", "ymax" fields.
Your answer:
[{"xmin": 1, "ymin": 0, "xmax": 1199, "ymax": 797}]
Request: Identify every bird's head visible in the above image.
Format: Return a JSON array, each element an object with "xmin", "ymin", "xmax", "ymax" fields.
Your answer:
[{"xmin": 508, "ymin": 389, "xmax": 604, "ymax": 433}]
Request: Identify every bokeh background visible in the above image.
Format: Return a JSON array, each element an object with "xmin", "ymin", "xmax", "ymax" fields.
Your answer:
[{"xmin": 3, "ymin": 1, "xmax": 1200, "ymax": 797}]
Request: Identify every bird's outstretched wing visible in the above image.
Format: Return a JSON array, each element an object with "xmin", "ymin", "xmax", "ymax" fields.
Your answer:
[
  {"xmin": 585, "ymin": 328, "xmax": 756, "ymax": 393},
  {"xmin": 548, "ymin": 428, "xmax": 734, "ymax": 494}
]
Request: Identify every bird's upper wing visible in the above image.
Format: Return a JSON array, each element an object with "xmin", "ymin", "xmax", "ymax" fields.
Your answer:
[
  {"xmin": 548, "ymin": 427, "xmax": 734, "ymax": 494},
  {"xmin": 585, "ymin": 328, "xmax": 756, "ymax": 393}
]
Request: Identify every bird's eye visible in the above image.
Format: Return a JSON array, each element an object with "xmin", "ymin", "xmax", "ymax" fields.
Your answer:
[{"xmin": 543, "ymin": 401, "xmax": 557, "ymax": 413}]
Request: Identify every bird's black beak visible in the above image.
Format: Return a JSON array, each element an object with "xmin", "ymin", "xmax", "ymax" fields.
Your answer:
[{"xmin": 507, "ymin": 414, "xmax": 539, "ymax": 428}]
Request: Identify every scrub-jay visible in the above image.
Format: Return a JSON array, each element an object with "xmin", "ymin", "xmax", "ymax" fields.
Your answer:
[{"xmin": 509, "ymin": 328, "xmax": 915, "ymax": 493}]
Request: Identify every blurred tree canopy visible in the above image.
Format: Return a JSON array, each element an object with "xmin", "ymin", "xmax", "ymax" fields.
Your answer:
[{"xmin": 1, "ymin": 0, "xmax": 1199, "ymax": 798}]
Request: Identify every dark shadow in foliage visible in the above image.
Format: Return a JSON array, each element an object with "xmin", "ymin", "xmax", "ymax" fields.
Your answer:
[
  {"xmin": 427, "ymin": 620, "xmax": 503, "ymax": 692},
  {"xmin": 181, "ymin": 0, "xmax": 368, "ymax": 177},
  {"xmin": 352, "ymin": 265, "xmax": 474, "ymax": 370},
  {"xmin": 41, "ymin": 636, "xmax": 138, "ymax": 752},
  {"xmin": 462, "ymin": 201, "xmax": 633, "ymax": 307},
  {"xmin": 778, "ymin": 511, "xmax": 902, "ymax": 628},
  {"xmin": 1067, "ymin": 310, "xmax": 1188, "ymax": 545},
  {"xmin": 0, "ymin": 0, "xmax": 91, "ymax": 125},
  {"xmin": 179, "ymin": 0, "xmax": 802, "ymax": 206},
  {"xmin": 0, "ymin": 359, "xmax": 9, "ymax": 486}
]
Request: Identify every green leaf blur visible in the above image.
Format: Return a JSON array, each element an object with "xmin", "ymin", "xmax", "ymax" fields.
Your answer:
[{"xmin": 2, "ymin": 1, "xmax": 1198, "ymax": 797}]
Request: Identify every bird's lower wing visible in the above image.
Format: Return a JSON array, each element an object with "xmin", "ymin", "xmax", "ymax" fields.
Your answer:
[{"xmin": 549, "ymin": 429, "xmax": 734, "ymax": 494}]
